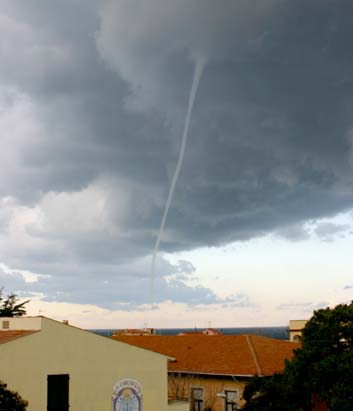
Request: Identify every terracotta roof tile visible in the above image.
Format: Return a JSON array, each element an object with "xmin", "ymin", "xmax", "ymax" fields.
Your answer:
[
  {"xmin": 113, "ymin": 334, "xmax": 298, "ymax": 376},
  {"xmin": 0, "ymin": 330, "xmax": 39, "ymax": 344}
]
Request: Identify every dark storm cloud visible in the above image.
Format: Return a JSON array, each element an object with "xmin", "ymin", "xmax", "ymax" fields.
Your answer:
[{"xmin": 1, "ymin": 0, "xmax": 353, "ymax": 307}]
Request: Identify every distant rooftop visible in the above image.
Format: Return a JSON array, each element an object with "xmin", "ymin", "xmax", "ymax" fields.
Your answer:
[
  {"xmin": 113, "ymin": 328, "xmax": 156, "ymax": 336},
  {"xmin": 177, "ymin": 328, "xmax": 222, "ymax": 336}
]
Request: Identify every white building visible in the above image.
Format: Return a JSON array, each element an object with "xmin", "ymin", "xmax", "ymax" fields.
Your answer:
[{"xmin": 289, "ymin": 319, "xmax": 308, "ymax": 342}]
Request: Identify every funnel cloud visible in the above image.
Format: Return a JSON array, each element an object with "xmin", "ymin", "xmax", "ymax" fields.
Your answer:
[{"xmin": 150, "ymin": 58, "xmax": 205, "ymax": 305}]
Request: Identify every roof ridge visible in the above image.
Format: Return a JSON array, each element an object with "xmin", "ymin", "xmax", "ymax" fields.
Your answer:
[{"xmin": 245, "ymin": 335, "xmax": 262, "ymax": 376}]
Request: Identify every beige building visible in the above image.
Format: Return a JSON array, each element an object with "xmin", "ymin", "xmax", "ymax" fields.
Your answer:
[
  {"xmin": 289, "ymin": 319, "xmax": 308, "ymax": 342},
  {"xmin": 0, "ymin": 316, "xmax": 188, "ymax": 411}
]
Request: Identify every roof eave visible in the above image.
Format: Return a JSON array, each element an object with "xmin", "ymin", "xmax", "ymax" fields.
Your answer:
[{"xmin": 168, "ymin": 370, "xmax": 260, "ymax": 378}]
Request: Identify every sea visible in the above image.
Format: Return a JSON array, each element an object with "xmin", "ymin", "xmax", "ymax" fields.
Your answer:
[{"xmin": 89, "ymin": 326, "xmax": 289, "ymax": 340}]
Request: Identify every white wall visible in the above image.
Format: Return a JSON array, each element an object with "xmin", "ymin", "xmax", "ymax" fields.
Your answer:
[{"xmin": 1, "ymin": 316, "xmax": 42, "ymax": 330}]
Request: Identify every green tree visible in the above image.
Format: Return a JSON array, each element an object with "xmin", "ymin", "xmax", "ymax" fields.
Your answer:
[
  {"xmin": 242, "ymin": 301, "xmax": 353, "ymax": 411},
  {"xmin": 286, "ymin": 301, "xmax": 353, "ymax": 411},
  {"xmin": 0, "ymin": 288, "xmax": 29, "ymax": 317},
  {"xmin": 241, "ymin": 374, "xmax": 282, "ymax": 411},
  {"xmin": 241, "ymin": 373, "xmax": 304, "ymax": 411},
  {"xmin": 0, "ymin": 380, "xmax": 28, "ymax": 411}
]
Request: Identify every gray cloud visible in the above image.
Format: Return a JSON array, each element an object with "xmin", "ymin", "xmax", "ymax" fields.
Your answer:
[
  {"xmin": 275, "ymin": 224, "xmax": 311, "ymax": 242},
  {"xmin": 1, "ymin": 1, "xmax": 353, "ymax": 307},
  {"xmin": 277, "ymin": 301, "xmax": 329, "ymax": 312},
  {"xmin": 0, "ymin": 258, "xmax": 243, "ymax": 309},
  {"xmin": 314, "ymin": 222, "xmax": 349, "ymax": 241}
]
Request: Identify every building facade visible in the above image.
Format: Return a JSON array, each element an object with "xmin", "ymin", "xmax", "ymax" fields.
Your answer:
[
  {"xmin": 289, "ymin": 319, "xmax": 308, "ymax": 342},
  {"xmin": 0, "ymin": 317, "xmax": 187, "ymax": 411},
  {"xmin": 113, "ymin": 334, "xmax": 299, "ymax": 411}
]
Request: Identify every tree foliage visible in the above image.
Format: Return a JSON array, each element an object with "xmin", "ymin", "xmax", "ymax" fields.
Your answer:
[
  {"xmin": 0, "ymin": 380, "xmax": 28, "ymax": 411},
  {"xmin": 0, "ymin": 288, "xmax": 29, "ymax": 317},
  {"xmin": 242, "ymin": 301, "xmax": 353, "ymax": 411},
  {"xmin": 241, "ymin": 373, "xmax": 302, "ymax": 411}
]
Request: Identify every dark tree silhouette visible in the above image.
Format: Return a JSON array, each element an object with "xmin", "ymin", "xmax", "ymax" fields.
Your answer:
[
  {"xmin": 0, "ymin": 288, "xmax": 29, "ymax": 317},
  {"xmin": 0, "ymin": 380, "xmax": 28, "ymax": 411}
]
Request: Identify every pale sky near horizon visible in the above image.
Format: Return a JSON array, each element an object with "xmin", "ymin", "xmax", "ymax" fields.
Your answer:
[{"xmin": 1, "ymin": 0, "xmax": 353, "ymax": 328}]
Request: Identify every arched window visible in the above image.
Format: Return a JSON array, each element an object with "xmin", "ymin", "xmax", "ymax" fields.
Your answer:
[{"xmin": 293, "ymin": 335, "xmax": 302, "ymax": 343}]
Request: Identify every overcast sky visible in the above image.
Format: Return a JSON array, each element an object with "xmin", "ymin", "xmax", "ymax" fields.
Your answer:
[{"xmin": 1, "ymin": 0, "xmax": 353, "ymax": 328}]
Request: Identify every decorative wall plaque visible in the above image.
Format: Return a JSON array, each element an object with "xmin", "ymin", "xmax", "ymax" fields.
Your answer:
[{"xmin": 112, "ymin": 378, "xmax": 142, "ymax": 411}]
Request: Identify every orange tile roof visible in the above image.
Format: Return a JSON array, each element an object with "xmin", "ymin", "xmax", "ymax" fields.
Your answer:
[
  {"xmin": 0, "ymin": 330, "xmax": 39, "ymax": 344},
  {"xmin": 113, "ymin": 334, "xmax": 299, "ymax": 377}
]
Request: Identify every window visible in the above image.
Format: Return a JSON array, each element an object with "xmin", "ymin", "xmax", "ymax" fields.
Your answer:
[
  {"xmin": 47, "ymin": 374, "xmax": 69, "ymax": 411},
  {"xmin": 190, "ymin": 387, "xmax": 204, "ymax": 411},
  {"xmin": 225, "ymin": 390, "xmax": 238, "ymax": 411},
  {"xmin": 2, "ymin": 320, "xmax": 9, "ymax": 329}
]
